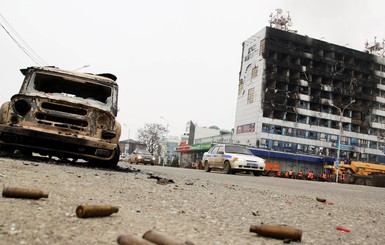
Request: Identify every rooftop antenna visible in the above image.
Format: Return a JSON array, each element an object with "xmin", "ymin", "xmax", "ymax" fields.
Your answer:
[
  {"xmin": 365, "ymin": 36, "xmax": 385, "ymax": 57},
  {"xmin": 268, "ymin": 8, "xmax": 294, "ymax": 32}
]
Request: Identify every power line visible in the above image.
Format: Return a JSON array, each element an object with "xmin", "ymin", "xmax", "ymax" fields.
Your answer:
[{"xmin": 0, "ymin": 12, "xmax": 48, "ymax": 66}]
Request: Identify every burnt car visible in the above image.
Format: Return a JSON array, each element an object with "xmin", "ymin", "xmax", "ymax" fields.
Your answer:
[
  {"xmin": 127, "ymin": 148, "xmax": 156, "ymax": 165},
  {"xmin": 0, "ymin": 66, "xmax": 121, "ymax": 168}
]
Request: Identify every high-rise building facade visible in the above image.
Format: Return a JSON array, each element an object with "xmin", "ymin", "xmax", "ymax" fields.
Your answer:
[{"xmin": 234, "ymin": 26, "xmax": 385, "ymax": 172}]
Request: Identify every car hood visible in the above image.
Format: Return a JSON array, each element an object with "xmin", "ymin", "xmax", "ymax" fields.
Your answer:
[{"xmin": 225, "ymin": 153, "xmax": 264, "ymax": 162}]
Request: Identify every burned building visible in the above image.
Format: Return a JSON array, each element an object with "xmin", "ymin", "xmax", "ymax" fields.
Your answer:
[{"xmin": 234, "ymin": 26, "xmax": 385, "ymax": 173}]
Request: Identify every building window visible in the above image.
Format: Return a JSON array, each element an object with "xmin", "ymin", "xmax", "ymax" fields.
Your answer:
[
  {"xmin": 252, "ymin": 66, "xmax": 259, "ymax": 78},
  {"xmin": 247, "ymin": 87, "xmax": 255, "ymax": 104},
  {"xmin": 320, "ymin": 133, "xmax": 327, "ymax": 141},
  {"xmin": 238, "ymin": 80, "xmax": 244, "ymax": 96},
  {"xmin": 259, "ymin": 39, "xmax": 265, "ymax": 56}
]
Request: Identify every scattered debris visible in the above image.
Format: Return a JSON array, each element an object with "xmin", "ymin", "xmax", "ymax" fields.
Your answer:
[
  {"xmin": 250, "ymin": 224, "xmax": 302, "ymax": 241},
  {"xmin": 323, "ymin": 202, "xmax": 334, "ymax": 205},
  {"xmin": 76, "ymin": 205, "xmax": 119, "ymax": 218},
  {"xmin": 316, "ymin": 197, "xmax": 326, "ymax": 202},
  {"xmin": 147, "ymin": 173, "xmax": 175, "ymax": 185},
  {"xmin": 336, "ymin": 226, "xmax": 351, "ymax": 233},
  {"xmin": 252, "ymin": 211, "xmax": 260, "ymax": 216},
  {"xmin": 157, "ymin": 179, "xmax": 175, "ymax": 185},
  {"xmin": 2, "ymin": 187, "xmax": 49, "ymax": 199}
]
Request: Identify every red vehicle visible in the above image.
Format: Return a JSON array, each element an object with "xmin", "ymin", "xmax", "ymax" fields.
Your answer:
[{"xmin": 264, "ymin": 162, "xmax": 280, "ymax": 176}]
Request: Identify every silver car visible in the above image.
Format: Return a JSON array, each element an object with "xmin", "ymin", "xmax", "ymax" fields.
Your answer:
[
  {"xmin": 127, "ymin": 148, "xmax": 156, "ymax": 165},
  {"xmin": 202, "ymin": 144, "xmax": 265, "ymax": 176}
]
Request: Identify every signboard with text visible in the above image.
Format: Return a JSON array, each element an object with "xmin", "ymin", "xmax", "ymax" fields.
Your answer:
[{"xmin": 236, "ymin": 123, "xmax": 255, "ymax": 134}]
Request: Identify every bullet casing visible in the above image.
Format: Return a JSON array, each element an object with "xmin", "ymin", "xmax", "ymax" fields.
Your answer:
[
  {"xmin": 143, "ymin": 230, "xmax": 194, "ymax": 245},
  {"xmin": 2, "ymin": 187, "xmax": 49, "ymax": 199},
  {"xmin": 76, "ymin": 205, "xmax": 119, "ymax": 218},
  {"xmin": 250, "ymin": 224, "xmax": 302, "ymax": 241},
  {"xmin": 117, "ymin": 234, "xmax": 156, "ymax": 245}
]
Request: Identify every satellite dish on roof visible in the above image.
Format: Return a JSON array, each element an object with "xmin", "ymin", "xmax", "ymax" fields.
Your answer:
[
  {"xmin": 288, "ymin": 21, "xmax": 293, "ymax": 27},
  {"xmin": 276, "ymin": 8, "xmax": 283, "ymax": 14}
]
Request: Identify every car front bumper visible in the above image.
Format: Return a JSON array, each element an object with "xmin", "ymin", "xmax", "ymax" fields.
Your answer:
[{"xmin": 0, "ymin": 125, "xmax": 118, "ymax": 161}]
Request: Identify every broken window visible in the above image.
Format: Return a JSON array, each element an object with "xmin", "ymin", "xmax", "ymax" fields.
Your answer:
[
  {"xmin": 251, "ymin": 67, "xmax": 259, "ymax": 79},
  {"xmin": 30, "ymin": 72, "xmax": 112, "ymax": 104},
  {"xmin": 238, "ymin": 80, "xmax": 244, "ymax": 96},
  {"xmin": 247, "ymin": 87, "xmax": 255, "ymax": 104}
]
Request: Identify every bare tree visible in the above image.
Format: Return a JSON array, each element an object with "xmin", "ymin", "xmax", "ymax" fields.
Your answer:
[{"xmin": 137, "ymin": 123, "xmax": 167, "ymax": 156}]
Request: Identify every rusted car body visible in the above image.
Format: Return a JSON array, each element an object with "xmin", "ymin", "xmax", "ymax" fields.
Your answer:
[{"xmin": 0, "ymin": 66, "xmax": 121, "ymax": 167}]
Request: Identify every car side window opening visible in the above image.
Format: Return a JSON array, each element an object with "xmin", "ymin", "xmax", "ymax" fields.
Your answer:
[
  {"xmin": 218, "ymin": 146, "xmax": 225, "ymax": 154},
  {"xmin": 225, "ymin": 145, "xmax": 253, "ymax": 155},
  {"xmin": 211, "ymin": 147, "xmax": 219, "ymax": 154}
]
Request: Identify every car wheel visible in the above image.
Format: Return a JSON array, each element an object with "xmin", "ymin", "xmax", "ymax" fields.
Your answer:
[
  {"xmin": 365, "ymin": 179, "xmax": 373, "ymax": 186},
  {"xmin": 355, "ymin": 178, "xmax": 365, "ymax": 185},
  {"xmin": 105, "ymin": 146, "xmax": 120, "ymax": 169},
  {"xmin": 204, "ymin": 161, "xmax": 211, "ymax": 172},
  {"xmin": 224, "ymin": 161, "xmax": 232, "ymax": 174},
  {"xmin": 253, "ymin": 171, "xmax": 261, "ymax": 176}
]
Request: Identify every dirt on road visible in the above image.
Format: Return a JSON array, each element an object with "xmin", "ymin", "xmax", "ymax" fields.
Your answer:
[{"xmin": 0, "ymin": 157, "xmax": 384, "ymax": 245}]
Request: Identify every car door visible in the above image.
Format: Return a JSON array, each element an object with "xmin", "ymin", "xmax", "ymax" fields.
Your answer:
[
  {"xmin": 130, "ymin": 150, "xmax": 137, "ymax": 163},
  {"xmin": 208, "ymin": 146, "xmax": 218, "ymax": 168},
  {"xmin": 216, "ymin": 145, "xmax": 225, "ymax": 169}
]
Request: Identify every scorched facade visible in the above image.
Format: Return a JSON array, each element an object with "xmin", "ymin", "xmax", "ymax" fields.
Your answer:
[{"xmin": 234, "ymin": 26, "xmax": 385, "ymax": 170}]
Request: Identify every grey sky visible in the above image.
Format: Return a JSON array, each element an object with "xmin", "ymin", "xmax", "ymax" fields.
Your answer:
[{"xmin": 1, "ymin": 0, "xmax": 384, "ymax": 140}]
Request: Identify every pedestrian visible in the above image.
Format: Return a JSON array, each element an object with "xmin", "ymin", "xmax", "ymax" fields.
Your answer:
[
  {"xmin": 289, "ymin": 169, "xmax": 293, "ymax": 179},
  {"xmin": 307, "ymin": 171, "xmax": 314, "ymax": 180},
  {"xmin": 297, "ymin": 170, "xmax": 303, "ymax": 179},
  {"xmin": 322, "ymin": 172, "xmax": 327, "ymax": 181}
]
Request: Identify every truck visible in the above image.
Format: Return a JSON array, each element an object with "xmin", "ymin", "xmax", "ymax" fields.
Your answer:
[
  {"xmin": 324, "ymin": 161, "xmax": 385, "ymax": 187},
  {"xmin": 263, "ymin": 161, "xmax": 280, "ymax": 176},
  {"xmin": 0, "ymin": 66, "xmax": 121, "ymax": 168}
]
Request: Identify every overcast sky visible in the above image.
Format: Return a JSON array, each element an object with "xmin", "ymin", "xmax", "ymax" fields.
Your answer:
[{"xmin": 1, "ymin": 0, "xmax": 384, "ymax": 140}]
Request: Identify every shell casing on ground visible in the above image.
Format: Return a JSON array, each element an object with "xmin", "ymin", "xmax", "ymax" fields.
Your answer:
[
  {"xmin": 143, "ymin": 230, "xmax": 194, "ymax": 245},
  {"xmin": 117, "ymin": 234, "xmax": 156, "ymax": 245},
  {"xmin": 2, "ymin": 187, "xmax": 49, "ymax": 199},
  {"xmin": 76, "ymin": 205, "xmax": 119, "ymax": 218},
  {"xmin": 250, "ymin": 224, "xmax": 302, "ymax": 241}
]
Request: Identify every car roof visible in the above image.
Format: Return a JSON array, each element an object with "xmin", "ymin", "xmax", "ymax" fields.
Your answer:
[{"xmin": 20, "ymin": 66, "xmax": 118, "ymax": 85}]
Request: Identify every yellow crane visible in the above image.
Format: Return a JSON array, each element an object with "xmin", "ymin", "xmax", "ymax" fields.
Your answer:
[{"xmin": 324, "ymin": 161, "xmax": 385, "ymax": 186}]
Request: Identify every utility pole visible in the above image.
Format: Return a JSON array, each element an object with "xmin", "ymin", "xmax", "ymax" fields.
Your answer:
[
  {"xmin": 160, "ymin": 116, "xmax": 169, "ymax": 166},
  {"xmin": 331, "ymin": 100, "xmax": 355, "ymax": 183}
]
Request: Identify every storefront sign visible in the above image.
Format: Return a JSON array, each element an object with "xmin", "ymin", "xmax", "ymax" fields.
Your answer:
[{"xmin": 236, "ymin": 123, "xmax": 255, "ymax": 134}]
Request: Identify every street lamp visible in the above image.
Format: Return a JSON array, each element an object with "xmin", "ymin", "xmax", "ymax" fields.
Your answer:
[
  {"xmin": 331, "ymin": 100, "xmax": 355, "ymax": 183},
  {"xmin": 160, "ymin": 116, "xmax": 169, "ymax": 166}
]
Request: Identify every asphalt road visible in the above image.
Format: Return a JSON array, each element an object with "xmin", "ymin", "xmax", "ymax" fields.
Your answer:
[
  {"xmin": 128, "ymin": 164, "xmax": 385, "ymax": 205},
  {"xmin": 2, "ymin": 158, "xmax": 385, "ymax": 245}
]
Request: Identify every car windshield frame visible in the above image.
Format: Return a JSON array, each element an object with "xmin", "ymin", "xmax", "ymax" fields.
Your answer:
[
  {"xmin": 136, "ymin": 149, "xmax": 151, "ymax": 155},
  {"xmin": 225, "ymin": 145, "xmax": 253, "ymax": 155}
]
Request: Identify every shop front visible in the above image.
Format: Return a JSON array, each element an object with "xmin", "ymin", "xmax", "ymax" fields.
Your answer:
[{"xmin": 176, "ymin": 142, "xmax": 212, "ymax": 168}]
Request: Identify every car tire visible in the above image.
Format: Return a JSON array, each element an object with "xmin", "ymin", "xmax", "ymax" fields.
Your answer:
[
  {"xmin": 365, "ymin": 179, "xmax": 373, "ymax": 186},
  {"xmin": 204, "ymin": 161, "xmax": 211, "ymax": 172},
  {"xmin": 224, "ymin": 161, "xmax": 232, "ymax": 174},
  {"xmin": 355, "ymin": 178, "xmax": 365, "ymax": 185},
  {"xmin": 106, "ymin": 146, "xmax": 120, "ymax": 169},
  {"xmin": 253, "ymin": 171, "xmax": 261, "ymax": 176}
]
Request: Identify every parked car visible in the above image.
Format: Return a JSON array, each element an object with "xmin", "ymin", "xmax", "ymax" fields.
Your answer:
[
  {"xmin": 127, "ymin": 149, "xmax": 156, "ymax": 165},
  {"xmin": 0, "ymin": 66, "xmax": 121, "ymax": 168},
  {"xmin": 202, "ymin": 144, "xmax": 265, "ymax": 176}
]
